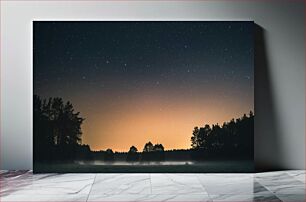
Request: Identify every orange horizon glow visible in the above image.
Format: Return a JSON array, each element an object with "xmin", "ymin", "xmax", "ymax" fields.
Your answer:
[{"xmin": 76, "ymin": 87, "xmax": 253, "ymax": 152}]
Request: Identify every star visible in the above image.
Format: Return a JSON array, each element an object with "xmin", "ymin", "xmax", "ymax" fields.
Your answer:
[
  {"xmin": 156, "ymin": 81, "xmax": 160, "ymax": 85},
  {"xmin": 106, "ymin": 60, "xmax": 110, "ymax": 64},
  {"xmin": 82, "ymin": 76, "xmax": 86, "ymax": 80}
]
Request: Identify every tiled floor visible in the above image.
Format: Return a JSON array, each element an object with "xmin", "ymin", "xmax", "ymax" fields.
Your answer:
[{"xmin": 0, "ymin": 170, "xmax": 305, "ymax": 201}]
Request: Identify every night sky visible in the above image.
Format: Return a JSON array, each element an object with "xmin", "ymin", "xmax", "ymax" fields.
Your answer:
[{"xmin": 34, "ymin": 21, "xmax": 254, "ymax": 152}]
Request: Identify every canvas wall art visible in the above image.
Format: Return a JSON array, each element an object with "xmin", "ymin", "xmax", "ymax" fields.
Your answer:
[{"xmin": 33, "ymin": 21, "xmax": 254, "ymax": 173}]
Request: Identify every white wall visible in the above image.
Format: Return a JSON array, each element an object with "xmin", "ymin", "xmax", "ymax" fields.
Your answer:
[{"xmin": 1, "ymin": 0, "xmax": 304, "ymax": 170}]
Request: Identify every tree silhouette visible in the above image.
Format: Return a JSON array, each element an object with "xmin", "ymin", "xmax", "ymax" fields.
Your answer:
[
  {"xmin": 191, "ymin": 127, "xmax": 200, "ymax": 149},
  {"xmin": 105, "ymin": 148, "xmax": 114, "ymax": 161},
  {"xmin": 129, "ymin": 146, "xmax": 138, "ymax": 153},
  {"xmin": 141, "ymin": 142, "xmax": 165, "ymax": 161},
  {"xmin": 126, "ymin": 146, "xmax": 139, "ymax": 161},
  {"xmin": 33, "ymin": 95, "xmax": 86, "ymax": 162},
  {"xmin": 153, "ymin": 144, "xmax": 164, "ymax": 151},
  {"xmin": 190, "ymin": 111, "xmax": 254, "ymax": 160},
  {"xmin": 191, "ymin": 125, "xmax": 211, "ymax": 150},
  {"xmin": 143, "ymin": 141, "xmax": 154, "ymax": 152}
]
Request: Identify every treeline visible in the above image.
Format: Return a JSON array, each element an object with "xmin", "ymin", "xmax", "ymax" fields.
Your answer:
[
  {"xmin": 33, "ymin": 95, "xmax": 91, "ymax": 162},
  {"xmin": 34, "ymin": 95, "xmax": 254, "ymax": 163},
  {"xmin": 190, "ymin": 112, "xmax": 254, "ymax": 160},
  {"xmin": 92, "ymin": 141, "xmax": 166, "ymax": 162}
]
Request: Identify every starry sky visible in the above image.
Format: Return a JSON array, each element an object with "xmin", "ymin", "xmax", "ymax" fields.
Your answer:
[{"xmin": 34, "ymin": 21, "xmax": 254, "ymax": 152}]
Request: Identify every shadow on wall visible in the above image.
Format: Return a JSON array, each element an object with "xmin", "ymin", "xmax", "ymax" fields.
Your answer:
[{"xmin": 254, "ymin": 24, "xmax": 285, "ymax": 172}]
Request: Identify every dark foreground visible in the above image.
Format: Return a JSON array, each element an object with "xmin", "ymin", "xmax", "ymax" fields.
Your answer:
[{"xmin": 34, "ymin": 160, "xmax": 253, "ymax": 173}]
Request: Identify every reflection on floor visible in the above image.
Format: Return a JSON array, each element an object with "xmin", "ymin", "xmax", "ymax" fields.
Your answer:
[{"xmin": 0, "ymin": 170, "xmax": 305, "ymax": 201}]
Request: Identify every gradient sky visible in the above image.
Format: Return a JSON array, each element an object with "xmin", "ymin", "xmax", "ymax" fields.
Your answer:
[{"xmin": 34, "ymin": 21, "xmax": 254, "ymax": 152}]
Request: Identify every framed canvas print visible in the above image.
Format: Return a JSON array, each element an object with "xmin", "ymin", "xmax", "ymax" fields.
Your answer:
[{"xmin": 33, "ymin": 21, "xmax": 254, "ymax": 173}]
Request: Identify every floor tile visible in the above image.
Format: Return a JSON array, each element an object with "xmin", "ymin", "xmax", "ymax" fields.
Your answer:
[
  {"xmin": 275, "ymin": 194, "xmax": 305, "ymax": 202},
  {"xmin": 0, "ymin": 171, "xmax": 51, "ymax": 196},
  {"xmin": 197, "ymin": 174, "xmax": 254, "ymax": 195},
  {"xmin": 150, "ymin": 174, "xmax": 207, "ymax": 195},
  {"xmin": 254, "ymin": 181, "xmax": 271, "ymax": 194},
  {"xmin": 0, "ymin": 194, "xmax": 88, "ymax": 202},
  {"xmin": 88, "ymin": 194, "xmax": 211, "ymax": 202},
  {"xmin": 90, "ymin": 174, "xmax": 151, "ymax": 195},
  {"xmin": 1, "ymin": 173, "xmax": 96, "ymax": 195},
  {"xmin": 253, "ymin": 194, "xmax": 282, "ymax": 202},
  {"xmin": 1, "ymin": 170, "xmax": 306, "ymax": 202},
  {"xmin": 286, "ymin": 170, "xmax": 306, "ymax": 183},
  {"xmin": 255, "ymin": 171, "xmax": 293, "ymax": 180},
  {"xmin": 210, "ymin": 194, "xmax": 254, "ymax": 201},
  {"xmin": 257, "ymin": 179, "xmax": 305, "ymax": 195}
]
